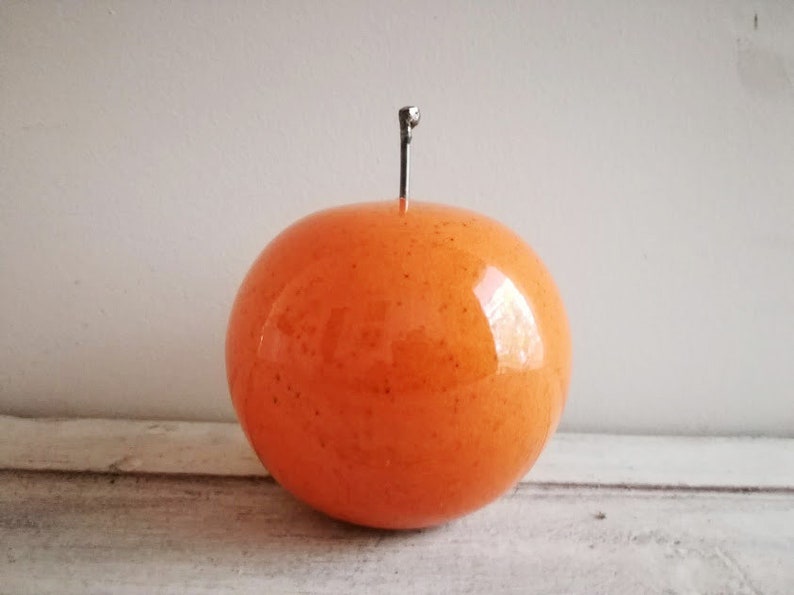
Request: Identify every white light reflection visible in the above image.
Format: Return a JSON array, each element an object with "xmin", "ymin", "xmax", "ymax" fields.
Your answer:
[{"xmin": 473, "ymin": 266, "xmax": 544, "ymax": 371}]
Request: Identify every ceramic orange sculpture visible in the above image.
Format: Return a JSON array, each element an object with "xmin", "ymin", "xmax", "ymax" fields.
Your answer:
[{"xmin": 226, "ymin": 107, "xmax": 571, "ymax": 529}]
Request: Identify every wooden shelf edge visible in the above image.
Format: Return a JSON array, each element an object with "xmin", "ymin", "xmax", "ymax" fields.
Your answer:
[{"xmin": 1, "ymin": 415, "xmax": 792, "ymax": 489}]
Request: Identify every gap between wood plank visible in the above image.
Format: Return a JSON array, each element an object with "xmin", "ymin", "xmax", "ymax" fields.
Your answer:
[{"xmin": 1, "ymin": 415, "xmax": 792, "ymax": 490}]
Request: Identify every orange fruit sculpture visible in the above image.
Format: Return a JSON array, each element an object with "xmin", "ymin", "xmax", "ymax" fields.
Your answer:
[{"xmin": 226, "ymin": 108, "xmax": 571, "ymax": 529}]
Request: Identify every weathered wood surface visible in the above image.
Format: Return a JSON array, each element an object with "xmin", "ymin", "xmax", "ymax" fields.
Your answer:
[
  {"xmin": 2, "ymin": 415, "xmax": 793, "ymax": 489},
  {"xmin": 2, "ymin": 470, "xmax": 792, "ymax": 594},
  {"xmin": 2, "ymin": 417, "xmax": 793, "ymax": 593},
  {"xmin": 0, "ymin": 415, "xmax": 264, "ymax": 477}
]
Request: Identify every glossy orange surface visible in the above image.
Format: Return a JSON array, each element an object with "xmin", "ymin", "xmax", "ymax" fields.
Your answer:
[{"xmin": 226, "ymin": 200, "xmax": 571, "ymax": 529}]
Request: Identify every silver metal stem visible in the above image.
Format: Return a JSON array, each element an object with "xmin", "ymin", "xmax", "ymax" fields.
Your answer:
[{"xmin": 398, "ymin": 106, "xmax": 420, "ymax": 209}]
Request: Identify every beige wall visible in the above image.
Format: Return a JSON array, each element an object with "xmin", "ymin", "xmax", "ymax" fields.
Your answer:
[{"xmin": 2, "ymin": 1, "xmax": 792, "ymax": 435}]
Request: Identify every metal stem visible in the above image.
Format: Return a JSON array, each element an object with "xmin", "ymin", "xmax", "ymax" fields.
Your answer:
[{"xmin": 398, "ymin": 106, "xmax": 420, "ymax": 210}]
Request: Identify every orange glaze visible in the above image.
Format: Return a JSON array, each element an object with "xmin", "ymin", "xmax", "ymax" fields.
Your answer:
[{"xmin": 226, "ymin": 200, "xmax": 571, "ymax": 529}]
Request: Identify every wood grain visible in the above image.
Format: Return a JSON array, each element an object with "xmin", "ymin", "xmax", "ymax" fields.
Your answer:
[
  {"xmin": 2, "ymin": 470, "xmax": 792, "ymax": 594},
  {"xmin": 2, "ymin": 415, "xmax": 793, "ymax": 489}
]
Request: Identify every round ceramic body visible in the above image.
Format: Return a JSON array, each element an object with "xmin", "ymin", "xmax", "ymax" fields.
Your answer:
[{"xmin": 226, "ymin": 201, "xmax": 571, "ymax": 529}]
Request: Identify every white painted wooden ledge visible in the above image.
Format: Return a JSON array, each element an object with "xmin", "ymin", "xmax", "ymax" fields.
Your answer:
[
  {"xmin": 1, "ymin": 414, "xmax": 792, "ymax": 489},
  {"xmin": 3, "ymin": 415, "xmax": 794, "ymax": 593}
]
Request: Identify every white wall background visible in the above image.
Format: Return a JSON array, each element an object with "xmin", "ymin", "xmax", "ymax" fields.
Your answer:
[{"xmin": 1, "ymin": 1, "xmax": 792, "ymax": 436}]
